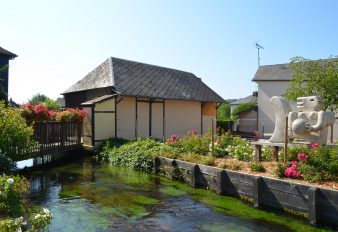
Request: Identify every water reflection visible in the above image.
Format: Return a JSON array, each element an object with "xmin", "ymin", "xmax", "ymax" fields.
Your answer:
[{"xmin": 24, "ymin": 156, "xmax": 327, "ymax": 232}]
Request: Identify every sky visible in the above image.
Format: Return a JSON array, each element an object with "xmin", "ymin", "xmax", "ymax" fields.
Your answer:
[{"xmin": 1, "ymin": 0, "xmax": 338, "ymax": 103}]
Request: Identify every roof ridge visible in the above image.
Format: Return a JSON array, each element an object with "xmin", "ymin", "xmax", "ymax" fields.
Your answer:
[{"xmin": 110, "ymin": 56, "xmax": 195, "ymax": 77}]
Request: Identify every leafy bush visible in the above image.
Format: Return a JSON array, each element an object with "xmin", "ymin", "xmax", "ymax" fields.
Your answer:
[
  {"xmin": 0, "ymin": 101, "xmax": 34, "ymax": 169},
  {"xmin": 226, "ymin": 137, "xmax": 254, "ymax": 161},
  {"xmin": 212, "ymin": 132, "xmax": 233, "ymax": 157},
  {"xmin": 0, "ymin": 175, "xmax": 52, "ymax": 231},
  {"xmin": 217, "ymin": 162, "xmax": 228, "ymax": 169},
  {"xmin": 249, "ymin": 162, "xmax": 266, "ymax": 172},
  {"xmin": 231, "ymin": 103, "xmax": 256, "ymax": 120},
  {"xmin": 298, "ymin": 164, "xmax": 323, "ymax": 182},
  {"xmin": 180, "ymin": 153, "xmax": 216, "ymax": 166},
  {"xmin": 273, "ymin": 163, "xmax": 287, "ymax": 178},
  {"xmin": 176, "ymin": 131, "xmax": 210, "ymax": 155},
  {"xmin": 261, "ymin": 146, "xmax": 273, "ymax": 161},
  {"xmin": 288, "ymin": 145, "xmax": 310, "ymax": 161},
  {"xmin": 55, "ymin": 108, "xmax": 87, "ymax": 122},
  {"xmin": 102, "ymin": 139, "xmax": 159, "ymax": 173}
]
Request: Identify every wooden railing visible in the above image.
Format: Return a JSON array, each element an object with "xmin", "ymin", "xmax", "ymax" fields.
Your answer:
[{"xmin": 17, "ymin": 122, "xmax": 82, "ymax": 160}]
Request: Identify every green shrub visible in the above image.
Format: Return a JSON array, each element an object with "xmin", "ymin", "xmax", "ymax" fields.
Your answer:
[
  {"xmin": 102, "ymin": 139, "xmax": 159, "ymax": 173},
  {"xmin": 176, "ymin": 132, "xmax": 210, "ymax": 155},
  {"xmin": 231, "ymin": 103, "xmax": 256, "ymax": 120},
  {"xmin": 212, "ymin": 132, "xmax": 233, "ymax": 157},
  {"xmin": 298, "ymin": 164, "xmax": 323, "ymax": 182},
  {"xmin": 149, "ymin": 143, "xmax": 180, "ymax": 159},
  {"xmin": 249, "ymin": 162, "xmax": 266, "ymax": 172},
  {"xmin": 229, "ymin": 163, "xmax": 242, "ymax": 171},
  {"xmin": 100, "ymin": 137, "xmax": 130, "ymax": 156},
  {"xmin": 180, "ymin": 153, "xmax": 216, "ymax": 166},
  {"xmin": 0, "ymin": 101, "xmax": 34, "ymax": 169},
  {"xmin": 288, "ymin": 145, "xmax": 310, "ymax": 161},
  {"xmin": 261, "ymin": 146, "xmax": 273, "ymax": 161},
  {"xmin": 217, "ymin": 162, "xmax": 228, "ymax": 169},
  {"xmin": 226, "ymin": 137, "xmax": 254, "ymax": 161},
  {"xmin": 272, "ymin": 163, "xmax": 287, "ymax": 178}
]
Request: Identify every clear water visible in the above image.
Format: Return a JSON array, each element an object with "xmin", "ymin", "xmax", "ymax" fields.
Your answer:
[{"xmin": 24, "ymin": 155, "xmax": 330, "ymax": 232}]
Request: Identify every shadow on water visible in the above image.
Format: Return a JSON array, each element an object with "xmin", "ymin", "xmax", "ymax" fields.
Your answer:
[{"xmin": 21, "ymin": 154, "xmax": 333, "ymax": 232}]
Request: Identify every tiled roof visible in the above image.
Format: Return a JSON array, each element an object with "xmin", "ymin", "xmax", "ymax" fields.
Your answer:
[
  {"xmin": 252, "ymin": 63, "xmax": 291, "ymax": 81},
  {"xmin": 0, "ymin": 47, "xmax": 17, "ymax": 59},
  {"xmin": 63, "ymin": 57, "xmax": 225, "ymax": 102},
  {"xmin": 230, "ymin": 95, "xmax": 257, "ymax": 105}
]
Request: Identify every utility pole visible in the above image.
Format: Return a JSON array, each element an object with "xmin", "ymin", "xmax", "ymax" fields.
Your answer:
[{"xmin": 256, "ymin": 43, "xmax": 264, "ymax": 67}]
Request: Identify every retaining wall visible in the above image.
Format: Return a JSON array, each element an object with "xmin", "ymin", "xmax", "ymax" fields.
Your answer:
[{"xmin": 154, "ymin": 157, "xmax": 338, "ymax": 228}]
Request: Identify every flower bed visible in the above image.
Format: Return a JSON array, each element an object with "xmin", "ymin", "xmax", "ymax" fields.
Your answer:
[
  {"xmin": 99, "ymin": 131, "xmax": 337, "ymax": 190},
  {"xmin": 20, "ymin": 104, "xmax": 87, "ymax": 124},
  {"xmin": 0, "ymin": 175, "xmax": 52, "ymax": 231}
]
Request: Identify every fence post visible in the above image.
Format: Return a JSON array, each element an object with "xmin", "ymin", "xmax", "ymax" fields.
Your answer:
[
  {"xmin": 60, "ymin": 122, "xmax": 65, "ymax": 149},
  {"xmin": 216, "ymin": 170, "xmax": 226, "ymax": 195},
  {"xmin": 211, "ymin": 118, "xmax": 215, "ymax": 156},
  {"xmin": 191, "ymin": 164, "xmax": 200, "ymax": 187},
  {"xmin": 77, "ymin": 122, "xmax": 82, "ymax": 145},
  {"xmin": 153, "ymin": 157, "xmax": 161, "ymax": 173},
  {"xmin": 284, "ymin": 116, "xmax": 288, "ymax": 163},
  {"xmin": 308, "ymin": 187, "xmax": 319, "ymax": 225},
  {"xmin": 253, "ymin": 176, "xmax": 263, "ymax": 207}
]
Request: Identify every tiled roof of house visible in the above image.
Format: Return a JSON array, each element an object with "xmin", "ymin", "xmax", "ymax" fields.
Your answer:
[
  {"xmin": 230, "ymin": 95, "xmax": 257, "ymax": 105},
  {"xmin": 0, "ymin": 47, "xmax": 17, "ymax": 59},
  {"xmin": 63, "ymin": 57, "xmax": 225, "ymax": 102},
  {"xmin": 252, "ymin": 63, "xmax": 291, "ymax": 81}
]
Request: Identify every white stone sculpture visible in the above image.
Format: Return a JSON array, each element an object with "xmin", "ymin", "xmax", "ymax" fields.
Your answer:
[{"xmin": 269, "ymin": 96, "xmax": 335, "ymax": 144}]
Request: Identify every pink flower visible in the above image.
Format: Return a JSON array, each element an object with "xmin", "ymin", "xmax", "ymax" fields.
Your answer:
[
  {"xmin": 297, "ymin": 153, "xmax": 309, "ymax": 162},
  {"xmin": 191, "ymin": 130, "xmax": 198, "ymax": 135},
  {"xmin": 284, "ymin": 161, "xmax": 301, "ymax": 178},
  {"xmin": 310, "ymin": 142, "xmax": 319, "ymax": 149},
  {"xmin": 171, "ymin": 135, "xmax": 177, "ymax": 141}
]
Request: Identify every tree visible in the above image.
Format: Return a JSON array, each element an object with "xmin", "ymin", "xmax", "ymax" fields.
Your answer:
[
  {"xmin": 0, "ymin": 65, "xmax": 9, "ymax": 104},
  {"xmin": 28, "ymin": 93, "xmax": 48, "ymax": 105},
  {"xmin": 0, "ymin": 101, "xmax": 34, "ymax": 172},
  {"xmin": 217, "ymin": 103, "xmax": 231, "ymax": 120},
  {"xmin": 284, "ymin": 56, "xmax": 338, "ymax": 111},
  {"xmin": 28, "ymin": 94, "xmax": 61, "ymax": 110}
]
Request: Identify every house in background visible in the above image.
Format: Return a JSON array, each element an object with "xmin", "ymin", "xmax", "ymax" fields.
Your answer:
[
  {"xmin": 252, "ymin": 63, "xmax": 338, "ymax": 141},
  {"xmin": 230, "ymin": 92, "xmax": 258, "ymax": 134},
  {"xmin": 63, "ymin": 57, "xmax": 224, "ymax": 147},
  {"xmin": 0, "ymin": 47, "xmax": 17, "ymax": 101}
]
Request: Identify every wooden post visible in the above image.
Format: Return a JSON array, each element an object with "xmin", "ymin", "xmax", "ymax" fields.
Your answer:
[
  {"xmin": 216, "ymin": 170, "xmax": 226, "ymax": 195},
  {"xmin": 308, "ymin": 187, "xmax": 318, "ymax": 225},
  {"xmin": 191, "ymin": 164, "xmax": 200, "ymax": 187},
  {"xmin": 254, "ymin": 144, "xmax": 262, "ymax": 162},
  {"xmin": 253, "ymin": 176, "xmax": 262, "ymax": 207},
  {"xmin": 211, "ymin": 118, "xmax": 215, "ymax": 156},
  {"xmin": 284, "ymin": 116, "xmax": 288, "ymax": 163},
  {"xmin": 77, "ymin": 122, "xmax": 82, "ymax": 145},
  {"xmin": 60, "ymin": 122, "xmax": 65, "ymax": 149},
  {"xmin": 331, "ymin": 125, "xmax": 334, "ymax": 144},
  {"xmin": 272, "ymin": 146, "xmax": 279, "ymax": 162},
  {"xmin": 153, "ymin": 157, "xmax": 161, "ymax": 174}
]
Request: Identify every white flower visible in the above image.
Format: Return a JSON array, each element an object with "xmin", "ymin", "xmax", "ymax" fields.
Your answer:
[
  {"xmin": 42, "ymin": 208, "xmax": 51, "ymax": 215},
  {"xmin": 34, "ymin": 214, "xmax": 41, "ymax": 220},
  {"xmin": 7, "ymin": 178, "xmax": 14, "ymax": 185}
]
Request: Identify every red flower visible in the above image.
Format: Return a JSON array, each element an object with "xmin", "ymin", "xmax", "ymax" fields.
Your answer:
[
  {"xmin": 310, "ymin": 142, "xmax": 319, "ymax": 149},
  {"xmin": 191, "ymin": 129, "xmax": 198, "ymax": 135},
  {"xmin": 297, "ymin": 153, "xmax": 309, "ymax": 162},
  {"xmin": 284, "ymin": 161, "xmax": 301, "ymax": 178}
]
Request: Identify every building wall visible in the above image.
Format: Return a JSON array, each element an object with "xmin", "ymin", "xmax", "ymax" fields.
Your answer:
[
  {"xmin": 116, "ymin": 96, "xmax": 136, "ymax": 139},
  {"xmin": 64, "ymin": 87, "xmax": 113, "ymax": 108},
  {"xmin": 237, "ymin": 109, "xmax": 258, "ymax": 132},
  {"xmin": 94, "ymin": 98, "xmax": 115, "ymax": 146},
  {"xmin": 137, "ymin": 101, "xmax": 149, "ymax": 138},
  {"xmin": 152, "ymin": 102, "xmax": 164, "ymax": 139},
  {"xmin": 165, "ymin": 100, "xmax": 201, "ymax": 137},
  {"xmin": 202, "ymin": 102, "xmax": 216, "ymax": 134},
  {"xmin": 257, "ymin": 81, "xmax": 337, "ymax": 142}
]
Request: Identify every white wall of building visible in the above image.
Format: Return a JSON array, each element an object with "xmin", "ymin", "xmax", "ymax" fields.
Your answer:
[
  {"xmin": 116, "ymin": 96, "xmax": 136, "ymax": 139},
  {"xmin": 165, "ymin": 100, "xmax": 201, "ymax": 138}
]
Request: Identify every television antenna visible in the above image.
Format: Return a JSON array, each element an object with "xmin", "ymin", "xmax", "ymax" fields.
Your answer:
[{"xmin": 255, "ymin": 43, "xmax": 264, "ymax": 67}]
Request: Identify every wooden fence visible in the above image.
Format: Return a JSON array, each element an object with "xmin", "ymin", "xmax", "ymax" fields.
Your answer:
[
  {"xmin": 16, "ymin": 122, "xmax": 82, "ymax": 160},
  {"xmin": 155, "ymin": 157, "xmax": 338, "ymax": 229}
]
